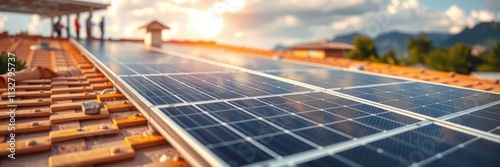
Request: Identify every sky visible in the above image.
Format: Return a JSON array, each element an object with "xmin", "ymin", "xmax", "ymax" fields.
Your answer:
[{"xmin": 0, "ymin": 0, "xmax": 499, "ymax": 49}]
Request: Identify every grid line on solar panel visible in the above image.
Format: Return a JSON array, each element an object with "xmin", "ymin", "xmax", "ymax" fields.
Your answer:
[
  {"xmin": 121, "ymin": 73, "xmax": 313, "ymax": 105},
  {"xmin": 245, "ymin": 122, "xmax": 434, "ymax": 166},
  {"xmin": 335, "ymin": 82, "xmax": 500, "ymax": 119},
  {"xmin": 105, "ymin": 63, "xmax": 138, "ymax": 75},
  {"xmin": 297, "ymin": 124, "xmax": 488, "ymax": 167},
  {"xmin": 123, "ymin": 63, "xmax": 162, "ymax": 74},
  {"xmin": 159, "ymin": 92, "xmax": 427, "ymax": 166},
  {"xmin": 120, "ymin": 76, "xmax": 184, "ymax": 105},
  {"xmin": 446, "ymin": 104, "xmax": 500, "ymax": 132},
  {"xmin": 197, "ymin": 101, "xmax": 324, "ymax": 150},
  {"xmin": 300, "ymin": 124, "xmax": 500, "ymax": 167},
  {"xmin": 266, "ymin": 69, "xmax": 407, "ymax": 89},
  {"xmin": 185, "ymin": 105, "xmax": 283, "ymax": 160}
]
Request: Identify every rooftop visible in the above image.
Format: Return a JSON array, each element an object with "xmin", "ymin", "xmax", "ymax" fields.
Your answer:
[
  {"xmin": 287, "ymin": 40, "xmax": 356, "ymax": 50},
  {"xmin": 1, "ymin": 35, "xmax": 500, "ymax": 166},
  {"xmin": 0, "ymin": 36, "xmax": 187, "ymax": 167}
]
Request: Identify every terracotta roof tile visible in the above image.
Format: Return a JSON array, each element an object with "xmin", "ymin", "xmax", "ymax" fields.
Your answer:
[
  {"xmin": 276, "ymin": 50, "xmax": 500, "ymax": 93},
  {"xmin": 0, "ymin": 37, "xmax": 187, "ymax": 167}
]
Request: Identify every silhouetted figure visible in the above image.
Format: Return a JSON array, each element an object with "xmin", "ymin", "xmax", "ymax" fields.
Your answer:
[
  {"xmin": 74, "ymin": 13, "xmax": 81, "ymax": 39},
  {"xmin": 99, "ymin": 17, "xmax": 105, "ymax": 40},
  {"xmin": 54, "ymin": 16, "xmax": 64, "ymax": 38},
  {"xmin": 86, "ymin": 12, "xmax": 93, "ymax": 40}
]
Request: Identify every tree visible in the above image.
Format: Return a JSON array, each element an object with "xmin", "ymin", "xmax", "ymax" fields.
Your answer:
[
  {"xmin": 346, "ymin": 35, "xmax": 379, "ymax": 61},
  {"xmin": 1, "ymin": 52, "xmax": 27, "ymax": 74},
  {"xmin": 448, "ymin": 43, "xmax": 476, "ymax": 74},
  {"xmin": 424, "ymin": 48, "xmax": 450, "ymax": 72},
  {"xmin": 381, "ymin": 50, "xmax": 399, "ymax": 65},
  {"xmin": 477, "ymin": 42, "xmax": 500, "ymax": 72},
  {"xmin": 408, "ymin": 34, "xmax": 434, "ymax": 64}
]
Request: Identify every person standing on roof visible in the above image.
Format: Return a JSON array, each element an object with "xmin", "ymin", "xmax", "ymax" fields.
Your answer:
[
  {"xmin": 86, "ymin": 12, "xmax": 93, "ymax": 40},
  {"xmin": 99, "ymin": 16, "xmax": 105, "ymax": 41},
  {"xmin": 74, "ymin": 13, "xmax": 81, "ymax": 39},
  {"xmin": 54, "ymin": 16, "xmax": 64, "ymax": 38}
]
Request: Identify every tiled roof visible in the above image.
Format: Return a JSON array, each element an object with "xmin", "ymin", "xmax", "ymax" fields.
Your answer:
[
  {"xmin": 287, "ymin": 40, "xmax": 355, "ymax": 50},
  {"xmin": 281, "ymin": 55, "xmax": 500, "ymax": 93},
  {"xmin": 0, "ymin": 37, "xmax": 188, "ymax": 167}
]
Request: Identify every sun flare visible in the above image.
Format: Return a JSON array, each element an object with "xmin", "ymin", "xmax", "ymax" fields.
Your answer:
[{"xmin": 188, "ymin": 10, "xmax": 224, "ymax": 38}]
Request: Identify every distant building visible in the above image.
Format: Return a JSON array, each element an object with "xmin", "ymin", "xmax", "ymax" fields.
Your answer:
[
  {"xmin": 138, "ymin": 20, "xmax": 170, "ymax": 47},
  {"xmin": 472, "ymin": 72, "xmax": 500, "ymax": 80},
  {"xmin": 286, "ymin": 40, "xmax": 355, "ymax": 59},
  {"xmin": 471, "ymin": 45, "xmax": 489, "ymax": 56}
]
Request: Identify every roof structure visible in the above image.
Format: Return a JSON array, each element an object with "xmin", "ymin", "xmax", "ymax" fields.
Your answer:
[
  {"xmin": 0, "ymin": 36, "xmax": 187, "ymax": 167},
  {"xmin": 287, "ymin": 40, "xmax": 355, "ymax": 50},
  {"xmin": 0, "ymin": 0, "xmax": 109, "ymax": 17},
  {"xmin": 138, "ymin": 20, "xmax": 171, "ymax": 31},
  {"xmin": 2, "ymin": 34, "xmax": 500, "ymax": 167}
]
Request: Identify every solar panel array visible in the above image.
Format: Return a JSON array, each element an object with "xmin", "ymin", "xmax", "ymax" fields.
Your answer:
[{"xmin": 75, "ymin": 40, "xmax": 500, "ymax": 167}]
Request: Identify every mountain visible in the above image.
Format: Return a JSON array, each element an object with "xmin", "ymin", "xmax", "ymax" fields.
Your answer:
[
  {"xmin": 332, "ymin": 32, "xmax": 363, "ymax": 44},
  {"xmin": 333, "ymin": 32, "xmax": 450, "ymax": 55},
  {"xmin": 425, "ymin": 33, "xmax": 450, "ymax": 45},
  {"xmin": 273, "ymin": 43, "xmax": 286, "ymax": 51},
  {"xmin": 440, "ymin": 22, "xmax": 500, "ymax": 47},
  {"xmin": 373, "ymin": 31, "xmax": 414, "ymax": 55}
]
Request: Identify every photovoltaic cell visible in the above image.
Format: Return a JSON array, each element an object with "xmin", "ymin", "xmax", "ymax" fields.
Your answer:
[
  {"xmin": 122, "ymin": 73, "xmax": 312, "ymax": 105},
  {"xmin": 298, "ymin": 156, "xmax": 350, "ymax": 167},
  {"xmin": 78, "ymin": 40, "xmax": 184, "ymax": 65},
  {"xmin": 447, "ymin": 104, "xmax": 500, "ymax": 132},
  {"xmin": 121, "ymin": 76, "xmax": 183, "ymax": 105},
  {"xmin": 162, "ymin": 43, "xmax": 323, "ymax": 70},
  {"xmin": 267, "ymin": 69, "xmax": 405, "ymax": 88},
  {"xmin": 301, "ymin": 124, "xmax": 492, "ymax": 167},
  {"xmin": 427, "ymin": 139, "xmax": 500, "ymax": 167},
  {"xmin": 159, "ymin": 92, "xmax": 422, "ymax": 165},
  {"xmin": 337, "ymin": 82, "xmax": 500, "ymax": 118}
]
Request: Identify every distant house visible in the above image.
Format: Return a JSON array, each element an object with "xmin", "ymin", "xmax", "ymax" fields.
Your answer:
[
  {"xmin": 471, "ymin": 45, "xmax": 489, "ymax": 56},
  {"xmin": 286, "ymin": 40, "xmax": 355, "ymax": 59}
]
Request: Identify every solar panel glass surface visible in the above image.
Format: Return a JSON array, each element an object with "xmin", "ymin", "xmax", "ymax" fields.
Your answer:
[{"xmin": 75, "ymin": 40, "xmax": 500, "ymax": 167}]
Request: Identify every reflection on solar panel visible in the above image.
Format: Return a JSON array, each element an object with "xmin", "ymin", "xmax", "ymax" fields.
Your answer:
[
  {"xmin": 267, "ymin": 69, "xmax": 408, "ymax": 89},
  {"xmin": 73, "ymin": 39, "xmax": 500, "ymax": 167}
]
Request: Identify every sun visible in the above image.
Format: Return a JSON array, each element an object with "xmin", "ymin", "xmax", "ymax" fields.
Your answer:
[{"xmin": 188, "ymin": 10, "xmax": 224, "ymax": 38}]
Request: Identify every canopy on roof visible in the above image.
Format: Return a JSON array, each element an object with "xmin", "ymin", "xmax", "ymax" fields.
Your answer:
[
  {"xmin": 138, "ymin": 20, "xmax": 171, "ymax": 31},
  {"xmin": 0, "ymin": 0, "xmax": 109, "ymax": 18}
]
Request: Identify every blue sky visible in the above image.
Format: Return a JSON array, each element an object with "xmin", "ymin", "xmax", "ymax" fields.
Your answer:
[
  {"xmin": 0, "ymin": 0, "xmax": 499, "ymax": 49},
  {"xmin": 420, "ymin": 0, "xmax": 483, "ymax": 13}
]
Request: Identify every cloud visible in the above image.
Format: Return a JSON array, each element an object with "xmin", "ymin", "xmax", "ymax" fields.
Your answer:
[
  {"xmin": 274, "ymin": 15, "xmax": 301, "ymax": 27},
  {"xmin": 27, "ymin": 15, "xmax": 41, "ymax": 34},
  {"xmin": 331, "ymin": 16, "xmax": 362, "ymax": 31},
  {"xmin": 1, "ymin": 0, "xmax": 499, "ymax": 49},
  {"xmin": 445, "ymin": 5, "xmax": 466, "ymax": 23},
  {"xmin": 485, "ymin": 0, "xmax": 500, "ymax": 12},
  {"xmin": 0, "ymin": 16, "xmax": 8, "ymax": 31}
]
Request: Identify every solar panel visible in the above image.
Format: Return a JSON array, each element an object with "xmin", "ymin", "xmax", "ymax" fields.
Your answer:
[
  {"xmin": 299, "ymin": 124, "xmax": 500, "ymax": 167},
  {"xmin": 337, "ymin": 82, "xmax": 500, "ymax": 118},
  {"xmin": 162, "ymin": 44, "xmax": 323, "ymax": 70},
  {"xmin": 73, "ymin": 39, "xmax": 500, "ymax": 167},
  {"xmin": 267, "ymin": 69, "xmax": 408, "ymax": 89},
  {"xmin": 120, "ymin": 73, "xmax": 312, "ymax": 105},
  {"xmin": 156, "ymin": 92, "xmax": 424, "ymax": 166}
]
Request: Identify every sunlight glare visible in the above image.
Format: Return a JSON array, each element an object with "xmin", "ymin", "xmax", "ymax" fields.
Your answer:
[{"xmin": 188, "ymin": 10, "xmax": 224, "ymax": 38}]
